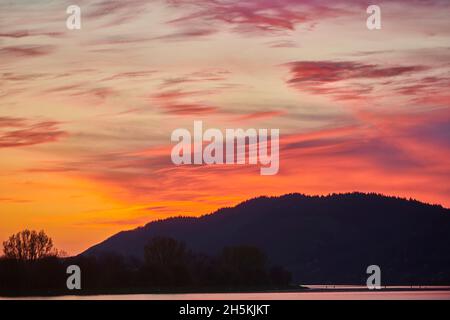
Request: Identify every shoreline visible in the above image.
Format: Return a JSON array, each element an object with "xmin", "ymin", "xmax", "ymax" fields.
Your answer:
[{"xmin": 2, "ymin": 285, "xmax": 450, "ymax": 298}]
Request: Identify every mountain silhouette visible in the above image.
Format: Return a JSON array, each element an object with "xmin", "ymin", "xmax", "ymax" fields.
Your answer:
[{"xmin": 82, "ymin": 192, "xmax": 450, "ymax": 284}]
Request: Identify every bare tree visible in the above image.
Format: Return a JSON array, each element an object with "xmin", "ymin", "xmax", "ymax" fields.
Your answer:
[
  {"xmin": 144, "ymin": 237, "xmax": 187, "ymax": 267},
  {"xmin": 2, "ymin": 229, "xmax": 56, "ymax": 261}
]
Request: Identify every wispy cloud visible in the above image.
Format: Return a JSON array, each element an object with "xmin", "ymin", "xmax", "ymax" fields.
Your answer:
[
  {"xmin": 0, "ymin": 30, "xmax": 64, "ymax": 39},
  {"xmin": 0, "ymin": 45, "xmax": 55, "ymax": 60},
  {"xmin": 0, "ymin": 117, "xmax": 67, "ymax": 148},
  {"xmin": 165, "ymin": 0, "xmax": 343, "ymax": 36},
  {"xmin": 284, "ymin": 60, "xmax": 428, "ymax": 101}
]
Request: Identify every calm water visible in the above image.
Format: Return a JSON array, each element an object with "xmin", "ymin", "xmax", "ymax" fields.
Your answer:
[{"xmin": 3, "ymin": 287, "xmax": 450, "ymax": 300}]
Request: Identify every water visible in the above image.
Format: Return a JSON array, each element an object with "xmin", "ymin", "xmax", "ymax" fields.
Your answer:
[{"xmin": 3, "ymin": 288, "xmax": 450, "ymax": 300}]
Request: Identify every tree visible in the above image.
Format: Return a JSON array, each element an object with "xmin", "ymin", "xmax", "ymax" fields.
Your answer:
[
  {"xmin": 2, "ymin": 229, "xmax": 56, "ymax": 261},
  {"xmin": 219, "ymin": 245, "xmax": 269, "ymax": 286},
  {"xmin": 142, "ymin": 237, "xmax": 191, "ymax": 287},
  {"xmin": 144, "ymin": 237, "xmax": 187, "ymax": 267}
]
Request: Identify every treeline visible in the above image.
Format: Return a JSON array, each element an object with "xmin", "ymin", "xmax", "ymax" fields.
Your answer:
[{"xmin": 0, "ymin": 234, "xmax": 292, "ymax": 295}]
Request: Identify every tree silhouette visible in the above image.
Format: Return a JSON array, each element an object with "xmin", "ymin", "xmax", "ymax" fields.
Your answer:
[
  {"xmin": 219, "ymin": 245, "xmax": 269, "ymax": 286},
  {"xmin": 2, "ymin": 229, "xmax": 56, "ymax": 261},
  {"xmin": 144, "ymin": 237, "xmax": 187, "ymax": 266},
  {"xmin": 0, "ymin": 233, "xmax": 294, "ymax": 295},
  {"xmin": 141, "ymin": 237, "xmax": 191, "ymax": 287}
]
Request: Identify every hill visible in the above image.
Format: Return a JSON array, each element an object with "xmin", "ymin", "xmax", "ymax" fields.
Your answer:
[{"xmin": 82, "ymin": 193, "xmax": 450, "ymax": 284}]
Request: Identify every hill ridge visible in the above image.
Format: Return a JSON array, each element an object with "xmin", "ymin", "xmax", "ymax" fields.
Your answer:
[{"xmin": 82, "ymin": 192, "xmax": 450, "ymax": 284}]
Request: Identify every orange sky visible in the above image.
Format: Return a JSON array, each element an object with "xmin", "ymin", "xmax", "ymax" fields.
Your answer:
[{"xmin": 1, "ymin": 0, "xmax": 449, "ymax": 255}]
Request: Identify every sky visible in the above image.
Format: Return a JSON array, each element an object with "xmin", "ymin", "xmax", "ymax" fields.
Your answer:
[{"xmin": 0, "ymin": 0, "xmax": 449, "ymax": 255}]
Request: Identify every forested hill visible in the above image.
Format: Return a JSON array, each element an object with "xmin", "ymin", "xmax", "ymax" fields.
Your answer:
[{"xmin": 82, "ymin": 193, "xmax": 450, "ymax": 284}]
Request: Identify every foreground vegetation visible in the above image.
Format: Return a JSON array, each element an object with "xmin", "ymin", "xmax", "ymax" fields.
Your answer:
[{"xmin": 0, "ymin": 230, "xmax": 292, "ymax": 296}]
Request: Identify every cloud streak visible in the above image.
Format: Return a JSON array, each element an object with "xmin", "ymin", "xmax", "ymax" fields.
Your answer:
[
  {"xmin": 284, "ymin": 60, "xmax": 428, "ymax": 100},
  {"xmin": 0, "ymin": 117, "xmax": 67, "ymax": 148},
  {"xmin": 0, "ymin": 45, "xmax": 55, "ymax": 59}
]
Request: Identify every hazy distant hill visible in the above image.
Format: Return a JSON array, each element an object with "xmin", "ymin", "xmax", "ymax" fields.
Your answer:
[{"xmin": 82, "ymin": 193, "xmax": 450, "ymax": 284}]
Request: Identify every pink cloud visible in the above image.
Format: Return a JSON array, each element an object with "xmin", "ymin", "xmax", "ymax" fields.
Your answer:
[
  {"xmin": 0, "ymin": 117, "xmax": 67, "ymax": 148},
  {"xmin": 151, "ymin": 28, "xmax": 216, "ymax": 41},
  {"xmin": 166, "ymin": 0, "xmax": 343, "ymax": 35},
  {"xmin": 151, "ymin": 88, "xmax": 222, "ymax": 115},
  {"xmin": 159, "ymin": 69, "xmax": 229, "ymax": 88},
  {"xmin": 84, "ymin": 0, "xmax": 150, "ymax": 27},
  {"xmin": 100, "ymin": 70, "xmax": 158, "ymax": 82},
  {"xmin": 234, "ymin": 110, "xmax": 286, "ymax": 121},
  {"xmin": 0, "ymin": 45, "xmax": 55, "ymax": 59},
  {"xmin": 162, "ymin": 103, "xmax": 218, "ymax": 115},
  {"xmin": 284, "ymin": 60, "xmax": 428, "ymax": 101},
  {"xmin": 285, "ymin": 61, "xmax": 426, "ymax": 84},
  {"xmin": 0, "ymin": 30, "xmax": 64, "ymax": 38},
  {"xmin": 395, "ymin": 76, "xmax": 450, "ymax": 107}
]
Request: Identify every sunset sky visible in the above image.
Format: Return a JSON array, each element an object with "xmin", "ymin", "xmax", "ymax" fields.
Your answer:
[{"xmin": 1, "ymin": 0, "xmax": 449, "ymax": 255}]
